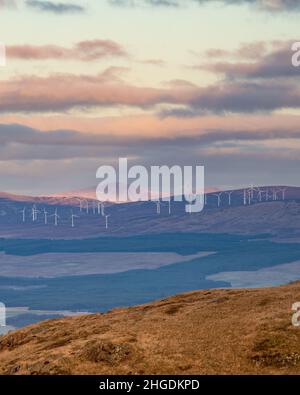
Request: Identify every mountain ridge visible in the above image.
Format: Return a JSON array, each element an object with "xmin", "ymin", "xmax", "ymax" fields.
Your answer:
[{"xmin": 0, "ymin": 185, "xmax": 299, "ymax": 240}]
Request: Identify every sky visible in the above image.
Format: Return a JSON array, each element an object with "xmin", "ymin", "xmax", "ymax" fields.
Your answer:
[{"xmin": 0, "ymin": 0, "xmax": 300, "ymax": 195}]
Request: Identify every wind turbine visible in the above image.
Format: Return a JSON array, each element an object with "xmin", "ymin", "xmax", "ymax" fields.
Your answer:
[
  {"xmin": 70, "ymin": 211, "xmax": 79, "ymax": 228},
  {"xmin": 247, "ymin": 189, "xmax": 252, "ymax": 205},
  {"xmin": 213, "ymin": 192, "xmax": 223, "ymax": 208},
  {"xmin": 97, "ymin": 202, "xmax": 104, "ymax": 216},
  {"xmin": 100, "ymin": 202, "xmax": 105, "ymax": 216},
  {"xmin": 225, "ymin": 191, "xmax": 234, "ymax": 206},
  {"xmin": 155, "ymin": 200, "xmax": 161, "ymax": 214},
  {"xmin": 31, "ymin": 205, "xmax": 40, "ymax": 222},
  {"xmin": 243, "ymin": 189, "xmax": 247, "ymax": 205},
  {"xmin": 272, "ymin": 188, "xmax": 278, "ymax": 201},
  {"xmin": 257, "ymin": 188, "xmax": 265, "ymax": 202},
  {"xmin": 43, "ymin": 209, "xmax": 48, "ymax": 225},
  {"xmin": 32, "ymin": 205, "xmax": 36, "ymax": 222},
  {"xmin": 36, "ymin": 207, "xmax": 41, "ymax": 220},
  {"xmin": 105, "ymin": 214, "xmax": 110, "ymax": 230},
  {"xmin": 279, "ymin": 188, "xmax": 287, "ymax": 201},
  {"xmin": 168, "ymin": 199, "xmax": 171, "ymax": 215},
  {"xmin": 75, "ymin": 198, "xmax": 83, "ymax": 213},
  {"xmin": 20, "ymin": 207, "xmax": 26, "ymax": 223},
  {"xmin": 248, "ymin": 184, "xmax": 257, "ymax": 200},
  {"xmin": 51, "ymin": 209, "xmax": 60, "ymax": 226}
]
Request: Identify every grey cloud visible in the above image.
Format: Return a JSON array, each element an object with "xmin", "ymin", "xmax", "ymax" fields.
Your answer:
[
  {"xmin": 0, "ymin": 123, "xmax": 299, "ymax": 161},
  {"xmin": 200, "ymin": 43, "xmax": 300, "ymax": 80},
  {"xmin": 108, "ymin": 0, "xmax": 300, "ymax": 11},
  {"xmin": 1, "ymin": 73, "xmax": 300, "ymax": 115},
  {"xmin": 171, "ymin": 81, "xmax": 300, "ymax": 115},
  {"xmin": 109, "ymin": 0, "xmax": 181, "ymax": 7},
  {"xmin": 0, "ymin": 124, "xmax": 299, "ymax": 194},
  {"xmin": 26, "ymin": 0, "xmax": 85, "ymax": 14}
]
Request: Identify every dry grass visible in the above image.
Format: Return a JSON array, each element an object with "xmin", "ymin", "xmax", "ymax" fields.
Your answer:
[{"xmin": 1, "ymin": 281, "xmax": 300, "ymax": 375}]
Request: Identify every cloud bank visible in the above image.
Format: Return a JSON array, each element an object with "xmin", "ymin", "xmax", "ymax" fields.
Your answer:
[
  {"xmin": 108, "ymin": 0, "xmax": 300, "ymax": 11},
  {"xmin": 26, "ymin": 1, "xmax": 85, "ymax": 14}
]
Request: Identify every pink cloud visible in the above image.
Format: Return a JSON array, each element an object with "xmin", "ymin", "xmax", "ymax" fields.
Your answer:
[
  {"xmin": 0, "ymin": 68, "xmax": 299, "ymax": 115},
  {"xmin": 0, "ymin": 71, "xmax": 195, "ymax": 113},
  {"xmin": 6, "ymin": 39, "xmax": 127, "ymax": 61}
]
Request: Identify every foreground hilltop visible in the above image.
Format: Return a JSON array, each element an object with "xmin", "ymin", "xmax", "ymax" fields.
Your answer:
[{"xmin": 1, "ymin": 282, "xmax": 300, "ymax": 375}]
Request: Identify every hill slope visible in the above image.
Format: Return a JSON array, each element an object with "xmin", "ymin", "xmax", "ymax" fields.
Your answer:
[
  {"xmin": 0, "ymin": 186, "xmax": 300, "ymax": 240},
  {"xmin": 1, "ymin": 281, "xmax": 300, "ymax": 375}
]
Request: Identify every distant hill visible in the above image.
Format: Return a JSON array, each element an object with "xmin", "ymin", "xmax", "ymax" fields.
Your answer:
[
  {"xmin": 1, "ymin": 281, "xmax": 300, "ymax": 374},
  {"xmin": 0, "ymin": 186, "xmax": 299, "ymax": 240}
]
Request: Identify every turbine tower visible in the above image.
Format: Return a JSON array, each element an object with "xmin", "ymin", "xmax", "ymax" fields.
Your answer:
[
  {"xmin": 51, "ymin": 209, "xmax": 60, "ymax": 226},
  {"xmin": 279, "ymin": 188, "xmax": 287, "ymax": 201},
  {"xmin": 257, "ymin": 188, "xmax": 265, "ymax": 202},
  {"xmin": 225, "ymin": 191, "xmax": 234, "ymax": 206},
  {"xmin": 76, "ymin": 198, "xmax": 83, "ymax": 213},
  {"xmin": 20, "ymin": 207, "xmax": 26, "ymax": 223},
  {"xmin": 213, "ymin": 192, "xmax": 223, "ymax": 208},
  {"xmin": 155, "ymin": 200, "xmax": 161, "ymax": 214},
  {"xmin": 272, "ymin": 188, "xmax": 278, "ymax": 201},
  {"xmin": 32, "ymin": 205, "xmax": 36, "ymax": 222},
  {"xmin": 101, "ymin": 202, "xmax": 105, "ymax": 216},
  {"xmin": 97, "ymin": 202, "xmax": 105, "ymax": 216},
  {"xmin": 43, "ymin": 209, "xmax": 48, "ymax": 225},
  {"xmin": 248, "ymin": 184, "xmax": 257, "ymax": 200},
  {"xmin": 105, "ymin": 214, "xmax": 110, "ymax": 230},
  {"xmin": 71, "ymin": 211, "xmax": 79, "ymax": 228},
  {"xmin": 247, "ymin": 189, "xmax": 252, "ymax": 205},
  {"xmin": 31, "ymin": 205, "xmax": 40, "ymax": 222},
  {"xmin": 243, "ymin": 189, "xmax": 247, "ymax": 205}
]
